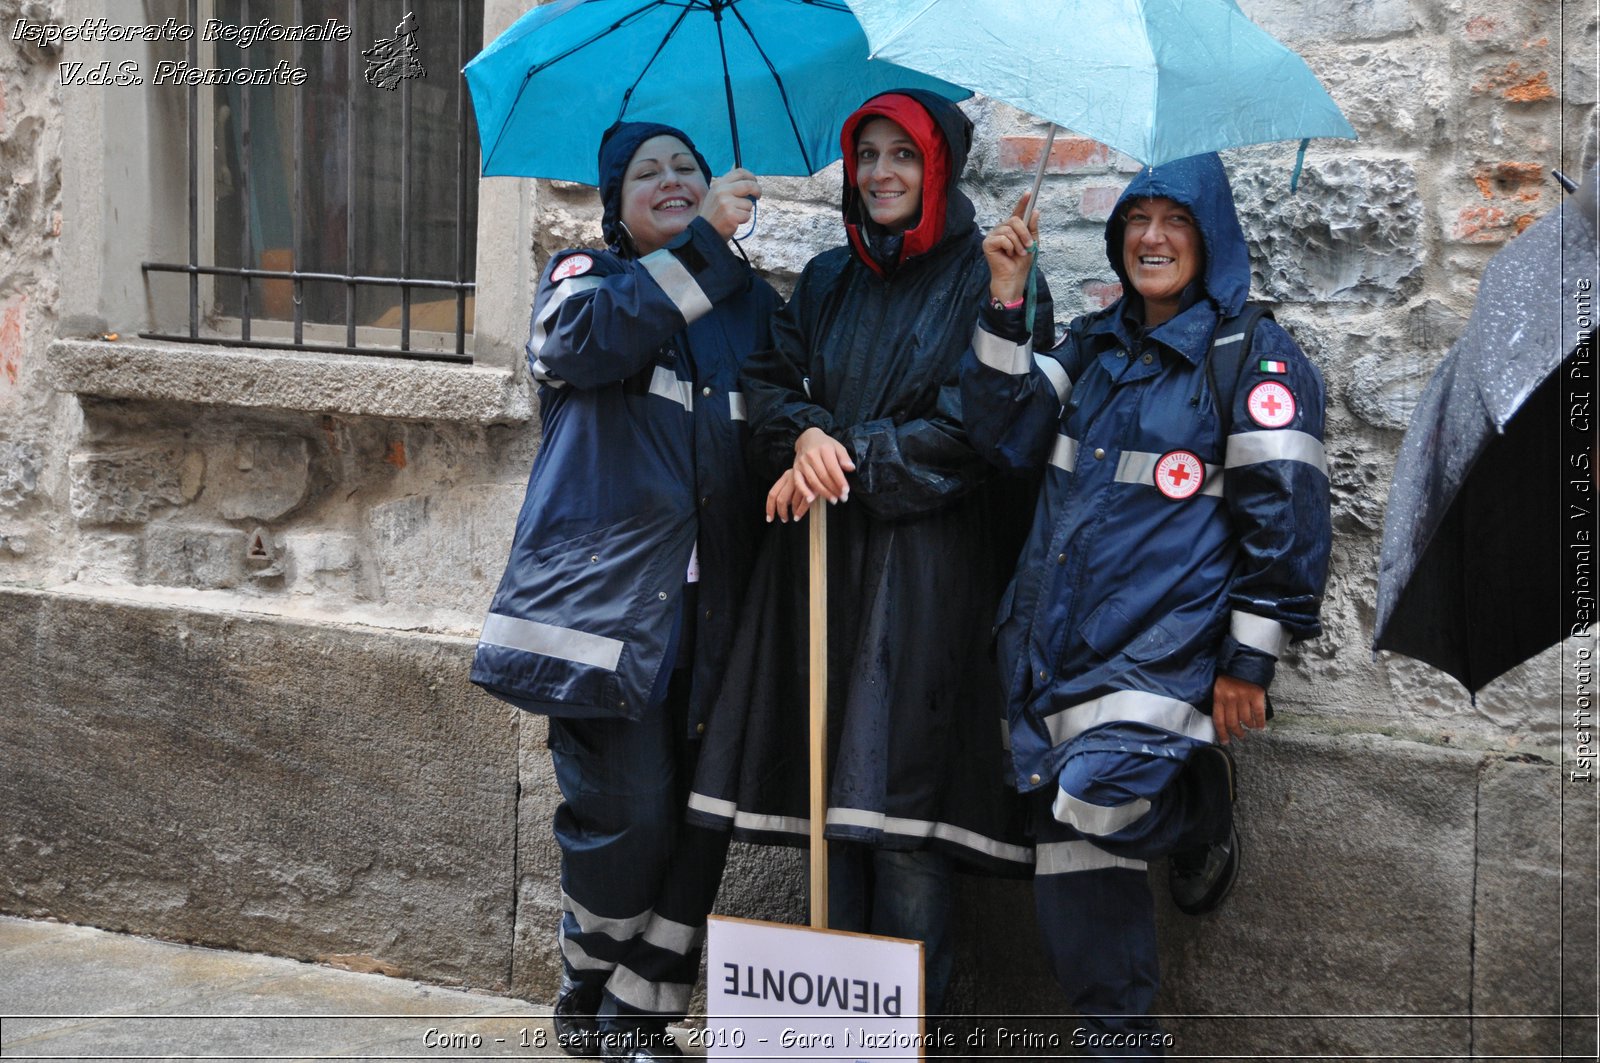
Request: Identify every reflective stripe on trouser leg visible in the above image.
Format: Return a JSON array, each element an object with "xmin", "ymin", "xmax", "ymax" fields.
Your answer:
[
  {"xmin": 1033, "ymin": 795, "xmax": 1166, "ymax": 1059},
  {"xmin": 547, "ymin": 680, "xmax": 727, "ymax": 1022},
  {"xmin": 1054, "ymin": 729, "xmax": 1224, "ymax": 857}
]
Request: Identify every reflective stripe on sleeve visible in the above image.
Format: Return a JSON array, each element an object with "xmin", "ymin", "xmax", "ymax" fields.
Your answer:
[
  {"xmin": 1226, "ymin": 429, "xmax": 1327, "ymax": 477},
  {"xmin": 648, "ymin": 365, "xmax": 695, "ymax": 413},
  {"xmin": 1048, "ymin": 434, "xmax": 1080, "ymax": 473},
  {"xmin": 1114, "ymin": 450, "xmax": 1224, "ymax": 497},
  {"xmin": 530, "ymin": 275, "xmax": 605, "ymax": 381},
  {"xmin": 972, "ymin": 324, "xmax": 1034, "ymax": 376},
  {"xmin": 1036, "ymin": 354, "xmax": 1073, "ymax": 404},
  {"xmin": 1231, "ymin": 610, "xmax": 1290, "ymax": 658},
  {"xmin": 479, "ymin": 612, "xmax": 624, "ymax": 672},
  {"xmin": 641, "ymin": 248, "xmax": 714, "ymax": 323},
  {"xmin": 729, "ymin": 392, "xmax": 746, "ymax": 421},
  {"xmin": 1043, "ymin": 688, "xmax": 1217, "ymax": 747},
  {"xmin": 1035, "ymin": 840, "xmax": 1147, "ymax": 876},
  {"xmin": 1051, "ymin": 790, "xmax": 1153, "ymax": 836},
  {"xmin": 1212, "ymin": 331, "xmax": 1246, "ymax": 348}
]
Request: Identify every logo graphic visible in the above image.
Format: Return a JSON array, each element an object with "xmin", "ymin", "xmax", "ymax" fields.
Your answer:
[
  {"xmin": 1154, "ymin": 449, "xmax": 1206, "ymax": 500},
  {"xmin": 1246, "ymin": 381, "xmax": 1297, "ymax": 428},
  {"xmin": 551, "ymin": 254, "xmax": 595, "ymax": 281},
  {"xmin": 364, "ymin": 11, "xmax": 425, "ymax": 90}
]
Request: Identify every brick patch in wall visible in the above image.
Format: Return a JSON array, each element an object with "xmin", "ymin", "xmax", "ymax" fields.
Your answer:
[
  {"xmin": 1000, "ymin": 135, "xmax": 1113, "ymax": 174},
  {"xmin": 1079, "ymin": 185, "xmax": 1123, "ymax": 222},
  {"xmin": 1473, "ymin": 61, "xmax": 1557, "ymax": 102},
  {"xmin": 1471, "ymin": 161, "xmax": 1547, "ymax": 203},
  {"xmin": 1081, "ymin": 281, "xmax": 1124, "ymax": 309}
]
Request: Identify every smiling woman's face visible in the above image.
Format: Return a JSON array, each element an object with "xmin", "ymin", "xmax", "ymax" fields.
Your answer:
[
  {"xmin": 854, "ymin": 117, "xmax": 923, "ymax": 233},
  {"xmin": 619, "ymin": 135, "xmax": 708, "ymax": 255},
  {"xmin": 1121, "ymin": 196, "xmax": 1202, "ymax": 326}
]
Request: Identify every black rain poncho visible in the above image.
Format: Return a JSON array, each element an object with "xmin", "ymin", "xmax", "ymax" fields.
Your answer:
[{"xmin": 687, "ymin": 90, "xmax": 1053, "ymax": 875}]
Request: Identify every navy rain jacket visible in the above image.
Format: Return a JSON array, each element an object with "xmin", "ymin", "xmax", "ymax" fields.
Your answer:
[
  {"xmin": 472, "ymin": 124, "xmax": 780, "ymax": 729},
  {"xmin": 959, "ymin": 153, "xmax": 1332, "ymax": 792}
]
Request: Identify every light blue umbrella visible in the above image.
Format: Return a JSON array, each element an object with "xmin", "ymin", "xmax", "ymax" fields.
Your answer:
[
  {"xmin": 465, "ymin": 0, "xmax": 972, "ymax": 184},
  {"xmin": 846, "ymin": 0, "xmax": 1356, "ymax": 168}
]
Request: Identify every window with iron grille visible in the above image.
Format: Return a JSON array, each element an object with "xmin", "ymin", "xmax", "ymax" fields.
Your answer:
[{"xmin": 142, "ymin": 0, "xmax": 482, "ymax": 363}]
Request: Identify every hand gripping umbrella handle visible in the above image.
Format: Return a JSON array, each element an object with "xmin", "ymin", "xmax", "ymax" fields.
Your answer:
[{"xmin": 808, "ymin": 502, "xmax": 828, "ymax": 929}]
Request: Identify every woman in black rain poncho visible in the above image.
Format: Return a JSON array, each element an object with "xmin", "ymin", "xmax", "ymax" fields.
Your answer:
[{"xmin": 688, "ymin": 89, "xmax": 1052, "ymax": 1013}]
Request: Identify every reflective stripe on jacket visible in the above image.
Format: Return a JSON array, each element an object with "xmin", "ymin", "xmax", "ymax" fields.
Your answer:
[{"xmin": 472, "ymin": 218, "xmax": 778, "ymax": 728}]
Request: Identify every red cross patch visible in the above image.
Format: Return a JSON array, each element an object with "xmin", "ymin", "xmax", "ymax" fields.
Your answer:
[
  {"xmin": 1154, "ymin": 449, "xmax": 1206, "ymax": 500},
  {"xmin": 1247, "ymin": 380, "xmax": 1297, "ymax": 428},
  {"xmin": 551, "ymin": 253, "xmax": 594, "ymax": 281}
]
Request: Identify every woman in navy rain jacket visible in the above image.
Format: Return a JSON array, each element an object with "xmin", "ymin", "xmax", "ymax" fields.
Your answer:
[
  {"xmin": 688, "ymin": 90, "xmax": 1053, "ymax": 1014},
  {"xmin": 472, "ymin": 122, "xmax": 779, "ymax": 1062},
  {"xmin": 961, "ymin": 154, "xmax": 1331, "ymax": 1056}
]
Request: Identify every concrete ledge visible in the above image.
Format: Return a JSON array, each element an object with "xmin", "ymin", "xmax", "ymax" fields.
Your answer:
[
  {"xmin": 46, "ymin": 339, "xmax": 533, "ymax": 425},
  {"xmin": 2, "ymin": 583, "xmax": 1592, "ymax": 1058},
  {"xmin": 0, "ymin": 585, "xmax": 521, "ymax": 990}
]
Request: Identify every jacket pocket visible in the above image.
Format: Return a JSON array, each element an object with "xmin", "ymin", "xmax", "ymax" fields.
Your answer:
[{"xmin": 1079, "ymin": 599, "xmax": 1175, "ymax": 663}]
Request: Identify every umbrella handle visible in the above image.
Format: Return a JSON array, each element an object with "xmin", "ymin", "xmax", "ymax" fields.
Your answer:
[
  {"xmin": 808, "ymin": 501, "xmax": 828, "ymax": 930},
  {"xmin": 734, "ymin": 196, "xmax": 759, "ymax": 243}
]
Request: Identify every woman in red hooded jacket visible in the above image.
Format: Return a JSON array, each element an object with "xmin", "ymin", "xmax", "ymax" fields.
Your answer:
[{"xmin": 689, "ymin": 90, "xmax": 1052, "ymax": 1015}]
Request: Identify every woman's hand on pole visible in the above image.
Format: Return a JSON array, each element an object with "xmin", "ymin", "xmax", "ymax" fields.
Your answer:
[
  {"xmin": 983, "ymin": 192, "xmax": 1039, "ymax": 306},
  {"xmin": 700, "ymin": 168, "xmax": 761, "ymax": 241},
  {"xmin": 793, "ymin": 427, "xmax": 854, "ymax": 504},
  {"xmin": 766, "ymin": 468, "xmax": 813, "ymax": 523}
]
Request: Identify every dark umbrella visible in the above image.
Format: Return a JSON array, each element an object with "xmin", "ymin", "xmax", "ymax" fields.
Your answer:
[{"xmin": 1374, "ymin": 166, "xmax": 1598, "ymax": 693}]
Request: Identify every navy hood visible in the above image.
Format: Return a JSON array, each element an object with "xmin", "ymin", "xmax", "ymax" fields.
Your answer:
[
  {"xmin": 1106, "ymin": 153, "xmax": 1251, "ymax": 317},
  {"xmin": 597, "ymin": 120, "xmax": 713, "ymax": 257}
]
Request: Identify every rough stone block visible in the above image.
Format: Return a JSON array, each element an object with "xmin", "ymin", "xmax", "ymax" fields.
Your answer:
[
  {"xmin": 1471, "ymin": 757, "xmax": 1595, "ymax": 1057},
  {"xmin": 214, "ymin": 435, "xmax": 314, "ymax": 522},
  {"xmin": 1344, "ymin": 300, "xmax": 1465, "ymax": 431},
  {"xmin": 0, "ymin": 439, "xmax": 42, "ymax": 510},
  {"xmin": 0, "ymin": 588, "xmax": 520, "ymax": 990},
  {"xmin": 1237, "ymin": 0, "xmax": 1415, "ymax": 41},
  {"xmin": 69, "ymin": 533, "xmax": 140, "ymax": 585},
  {"xmin": 284, "ymin": 531, "xmax": 366, "ymax": 598},
  {"xmin": 368, "ymin": 483, "xmax": 525, "ymax": 617},
  {"xmin": 1077, "ymin": 185, "xmax": 1122, "ymax": 222},
  {"xmin": 1151, "ymin": 731, "xmax": 1479, "ymax": 1057},
  {"xmin": 69, "ymin": 446, "xmax": 185, "ymax": 525},
  {"xmin": 141, "ymin": 524, "xmax": 246, "ymax": 590},
  {"xmin": 1235, "ymin": 157, "xmax": 1424, "ymax": 306}
]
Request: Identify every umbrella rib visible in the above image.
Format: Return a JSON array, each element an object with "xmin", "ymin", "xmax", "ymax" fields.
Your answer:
[
  {"xmin": 726, "ymin": 1, "xmax": 815, "ymax": 173},
  {"xmin": 522, "ymin": 0, "xmax": 671, "ymax": 79},
  {"xmin": 616, "ymin": 3, "xmax": 699, "ymax": 122}
]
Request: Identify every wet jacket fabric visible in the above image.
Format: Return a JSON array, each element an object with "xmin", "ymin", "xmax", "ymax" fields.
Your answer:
[
  {"xmin": 471, "ymin": 213, "xmax": 780, "ymax": 730},
  {"xmin": 687, "ymin": 90, "xmax": 1053, "ymax": 875},
  {"xmin": 960, "ymin": 152, "xmax": 1332, "ymax": 793}
]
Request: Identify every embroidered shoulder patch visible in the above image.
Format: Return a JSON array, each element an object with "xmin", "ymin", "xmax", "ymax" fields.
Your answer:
[
  {"xmin": 551, "ymin": 253, "xmax": 594, "ymax": 281},
  {"xmin": 1154, "ymin": 449, "xmax": 1206, "ymax": 500},
  {"xmin": 1247, "ymin": 380, "xmax": 1297, "ymax": 428}
]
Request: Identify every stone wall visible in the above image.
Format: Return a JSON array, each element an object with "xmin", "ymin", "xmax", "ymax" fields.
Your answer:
[{"xmin": 0, "ymin": 0, "xmax": 1595, "ymax": 1058}]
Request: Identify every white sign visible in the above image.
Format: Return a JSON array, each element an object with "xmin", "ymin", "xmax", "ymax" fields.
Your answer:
[{"xmin": 705, "ymin": 915, "xmax": 933, "ymax": 1062}]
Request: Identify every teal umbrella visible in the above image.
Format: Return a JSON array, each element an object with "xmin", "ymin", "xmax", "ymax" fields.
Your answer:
[
  {"xmin": 845, "ymin": 0, "xmax": 1355, "ymax": 169},
  {"xmin": 465, "ymin": 0, "xmax": 971, "ymax": 184}
]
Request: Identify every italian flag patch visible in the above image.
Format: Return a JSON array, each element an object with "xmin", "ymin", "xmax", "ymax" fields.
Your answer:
[{"xmin": 1259, "ymin": 359, "xmax": 1288, "ymax": 373}]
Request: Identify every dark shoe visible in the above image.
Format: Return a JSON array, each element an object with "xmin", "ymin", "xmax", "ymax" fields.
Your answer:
[
  {"xmin": 553, "ymin": 984, "xmax": 603, "ymax": 1058},
  {"xmin": 1168, "ymin": 744, "xmax": 1239, "ymax": 915},
  {"xmin": 601, "ymin": 1024, "xmax": 684, "ymax": 1063},
  {"xmin": 1169, "ymin": 822, "xmax": 1241, "ymax": 915}
]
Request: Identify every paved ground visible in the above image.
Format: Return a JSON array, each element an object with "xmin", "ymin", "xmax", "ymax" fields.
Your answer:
[{"xmin": 0, "ymin": 914, "xmax": 593, "ymax": 1061}]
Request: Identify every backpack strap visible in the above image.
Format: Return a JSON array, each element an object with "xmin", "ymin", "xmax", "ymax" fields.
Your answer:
[{"xmin": 1204, "ymin": 301, "xmax": 1275, "ymax": 432}]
